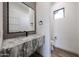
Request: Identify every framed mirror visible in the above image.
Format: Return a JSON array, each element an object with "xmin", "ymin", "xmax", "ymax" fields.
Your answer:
[{"xmin": 7, "ymin": 2, "xmax": 35, "ymax": 33}]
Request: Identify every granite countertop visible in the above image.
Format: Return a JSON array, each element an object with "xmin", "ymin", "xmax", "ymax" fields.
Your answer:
[{"xmin": 2, "ymin": 34, "xmax": 44, "ymax": 50}]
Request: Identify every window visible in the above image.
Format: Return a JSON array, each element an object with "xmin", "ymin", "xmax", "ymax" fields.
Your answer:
[{"xmin": 53, "ymin": 8, "xmax": 64, "ymax": 20}]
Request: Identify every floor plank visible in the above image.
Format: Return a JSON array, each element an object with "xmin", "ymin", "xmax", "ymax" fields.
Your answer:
[{"xmin": 51, "ymin": 47, "xmax": 79, "ymax": 57}]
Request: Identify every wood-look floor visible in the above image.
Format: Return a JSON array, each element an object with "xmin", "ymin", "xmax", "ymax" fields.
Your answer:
[
  {"xmin": 51, "ymin": 47, "xmax": 79, "ymax": 57},
  {"xmin": 30, "ymin": 48, "xmax": 79, "ymax": 57}
]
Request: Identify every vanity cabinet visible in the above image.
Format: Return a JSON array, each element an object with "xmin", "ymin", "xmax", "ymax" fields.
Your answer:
[{"xmin": 0, "ymin": 35, "xmax": 45, "ymax": 57}]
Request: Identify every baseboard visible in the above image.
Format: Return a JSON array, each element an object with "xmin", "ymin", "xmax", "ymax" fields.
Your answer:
[{"xmin": 54, "ymin": 47, "xmax": 79, "ymax": 57}]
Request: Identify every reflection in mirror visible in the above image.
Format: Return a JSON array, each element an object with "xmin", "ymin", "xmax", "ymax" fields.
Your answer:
[{"xmin": 8, "ymin": 2, "xmax": 35, "ymax": 33}]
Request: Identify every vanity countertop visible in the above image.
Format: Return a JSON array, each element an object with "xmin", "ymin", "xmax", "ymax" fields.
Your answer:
[{"xmin": 2, "ymin": 34, "xmax": 44, "ymax": 50}]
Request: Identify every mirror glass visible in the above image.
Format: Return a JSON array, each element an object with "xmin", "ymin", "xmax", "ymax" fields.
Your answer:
[{"xmin": 9, "ymin": 2, "xmax": 35, "ymax": 33}]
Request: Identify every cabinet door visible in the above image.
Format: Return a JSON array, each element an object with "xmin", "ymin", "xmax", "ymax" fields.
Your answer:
[
  {"xmin": 0, "ymin": 48, "xmax": 12, "ymax": 57},
  {"xmin": 38, "ymin": 36, "xmax": 45, "ymax": 47},
  {"xmin": 23, "ymin": 41, "xmax": 33, "ymax": 57},
  {"xmin": 32, "ymin": 39, "xmax": 39, "ymax": 51},
  {"xmin": 17, "ymin": 44, "xmax": 24, "ymax": 57},
  {"xmin": 10, "ymin": 44, "xmax": 24, "ymax": 57},
  {"xmin": 0, "ymin": 44, "xmax": 24, "ymax": 57}
]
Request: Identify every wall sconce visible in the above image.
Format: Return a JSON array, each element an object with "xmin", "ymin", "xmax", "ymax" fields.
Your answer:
[{"xmin": 39, "ymin": 21, "xmax": 43, "ymax": 25}]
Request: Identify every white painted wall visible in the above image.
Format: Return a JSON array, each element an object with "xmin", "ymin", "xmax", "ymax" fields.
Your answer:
[
  {"xmin": 77, "ymin": 3, "xmax": 79, "ymax": 55},
  {"xmin": 0, "ymin": 2, "xmax": 3, "ymax": 50},
  {"xmin": 51, "ymin": 2, "xmax": 79, "ymax": 54},
  {"xmin": 36, "ymin": 2, "xmax": 51, "ymax": 57}
]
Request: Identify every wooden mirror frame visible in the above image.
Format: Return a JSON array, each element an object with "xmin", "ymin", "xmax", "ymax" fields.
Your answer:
[{"xmin": 7, "ymin": 2, "xmax": 36, "ymax": 34}]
